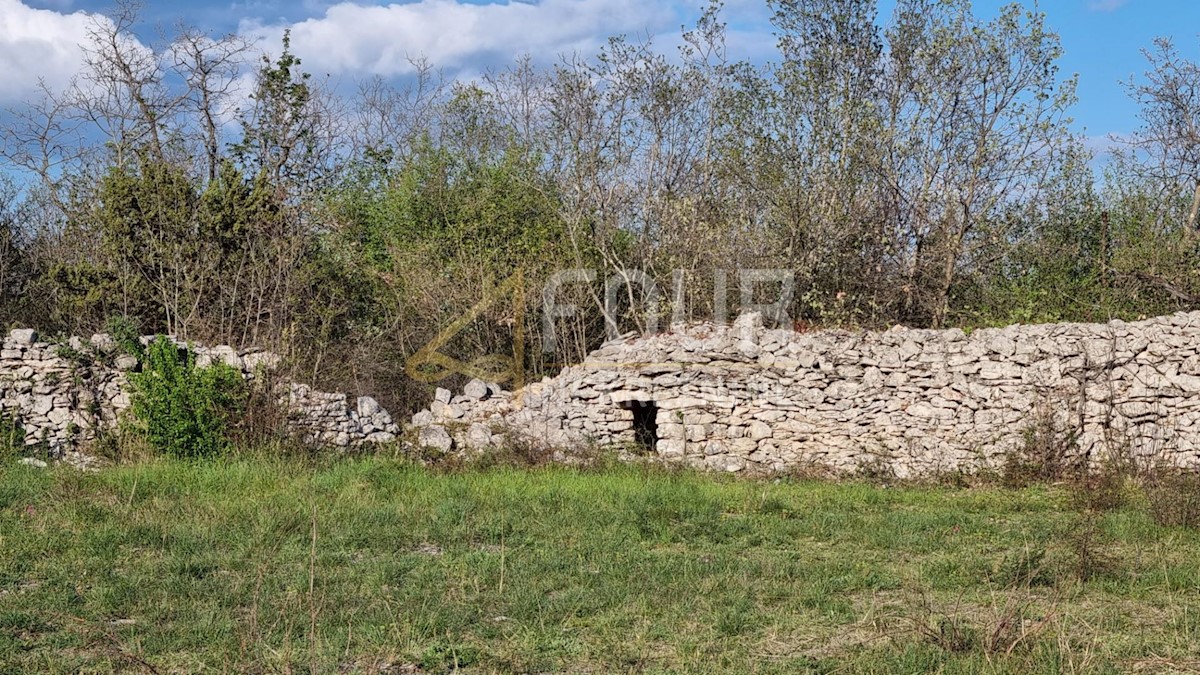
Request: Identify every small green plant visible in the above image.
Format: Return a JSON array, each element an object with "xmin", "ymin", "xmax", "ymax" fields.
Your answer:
[
  {"xmin": 420, "ymin": 642, "xmax": 480, "ymax": 671},
  {"xmin": 993, "ymin": 544, "xmax": 1052, "ymax": 587},
  {"xmin": 126, "ymin": 336, "xmax": 245, "ymax": 458},
  {"xmin": 0, "ymin": 411, "xmax": 25, "ymax": 460},
  {"xmin": 105, "ymin": 315, "xmax": 145, "ymax": 361},
  {"xmin": 1064, "ymin": 516, "xmax": 1119, "ymax": 582},
  {"xmin": 53, "ymin": 342, "xmax": 94, "ymax": 366}
]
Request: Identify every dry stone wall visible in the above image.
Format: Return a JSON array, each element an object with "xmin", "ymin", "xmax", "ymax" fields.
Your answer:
[
  {"xmin": 0, "ymin": 330, "xmax": 399, "ymax": 458},
  {"xmin": 411, "ymin": 312, "xmax": 1200, "ymax": 477},
  {"xmin": 13, "ymin": 311, "xmax": 1200, "ymax": 477}
]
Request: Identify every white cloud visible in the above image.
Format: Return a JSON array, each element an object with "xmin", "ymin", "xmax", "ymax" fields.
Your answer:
[
  {"xmin": 1087, "ymin": 0, "xmax": 1129, "ymax": 12},
  {"xmin": 1083, "ymin": 132, "xmax": 1130, "ymax": 158},
  {"xmin": 0, "ymin": 0, "xmax": 98, "ymax": 103},
  {"xmin": 0, "ymin": 0, "xmax": 771, "ymax": 107},
  {"xmin": 239, "ymin": 0, "xmax": 684, "ymax": 78}
]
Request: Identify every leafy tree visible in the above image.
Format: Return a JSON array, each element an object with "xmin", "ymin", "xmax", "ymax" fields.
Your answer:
[{"xmin": 233, "ymin": 31, "xmax": 341, "ymax": 198}]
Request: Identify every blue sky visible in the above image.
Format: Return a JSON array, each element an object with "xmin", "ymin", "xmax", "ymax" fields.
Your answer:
[{"xmin": 4, "ymin": 0, "xmax": 1198, "ymax": 154}]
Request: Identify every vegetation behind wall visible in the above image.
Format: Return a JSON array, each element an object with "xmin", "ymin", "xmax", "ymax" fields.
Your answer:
[{"xmin": 2, "ymin": 1, "xmax": 1200, "ymax": 414}]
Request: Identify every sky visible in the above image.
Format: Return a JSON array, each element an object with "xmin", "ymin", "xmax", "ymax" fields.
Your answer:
[{"xmin": 2, "ymin": 0, "xmax": 1198, "ymax": 158}]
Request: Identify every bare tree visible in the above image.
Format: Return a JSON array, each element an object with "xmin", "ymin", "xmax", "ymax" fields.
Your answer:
[
  {"xmin": 879, "ymin": 0, "xmax": 1077, "ymax": 325},
  {"xmin": 1119, "ymin": 37, "xmax": 1200, "ymax": 230},
  {"xmin": 75, "ymin": 0, "xmax": 184, "ymax": 166},
  {"xmin": 170, "ymin": 27, "xmax": 254, "ymax": 182},
  {"xmin": 352, "ymin": 58, "xmax": 445, "ymax": 162}
]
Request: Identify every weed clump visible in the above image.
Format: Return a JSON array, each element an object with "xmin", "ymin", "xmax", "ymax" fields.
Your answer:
[
  {"xmin": 1003, "ymin": 404, "xmax": 1081, "ymax": 487},
  {"xmin": 1065, "ymin": 517, "xmax": 1119, "ymax": 582},
  {"xmin": 993, "ymin": 545, "xmax": 1053, "ymax": 588},
  {"xmin": 908, "ymin": 590, "xmax": 1056, "ymax": 658},
  {"xmin": 1144, "ymin": 469, "xmax": 1200, "ymax": 528},
  {"xmin": 1068, "ymin": 462, "xmax": 1133, "ymax": 513},
  {"xmin": 469, "ymin": 432, "xmax": 558, "ymax": 469},
  {"xmin": 0, "ymin": 412, "xmax": 26, "ymax": 461}
]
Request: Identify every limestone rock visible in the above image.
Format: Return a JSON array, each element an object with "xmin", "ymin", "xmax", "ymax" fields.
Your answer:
[
  {"xmin": 357, "ymin": 396, "xmax": 381, "ymax": 417},
  {"xmin": 243, "ymin": 351, "xmax": 281, "ymax": 371},
  {"xmin": 747, "ymin": 421, "xmax": 772, "ymax": 440},
  {"xmin": 89, "ymin": 333, "xmax": 116, "ymax": 353},
  {"xmin": 431, "ymin": 401, "xmax": 464, "ymax": 420},
  {"xmin": 466, "ymin": 423, "xmax": 493, "ymax": 449},
  {"xmin": 210, "ymin": 346, "xmax": 243, "ymax": 369},
  {"xmin": 418, "ymin": 425, "xmax": 453, "ymax": 451},
  {"xmin": 463, "ymin": 379, "xmax": 489, "ymax": 400}
]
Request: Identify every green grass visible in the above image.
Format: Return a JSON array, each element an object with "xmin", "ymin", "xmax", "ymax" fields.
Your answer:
[{"xmin": 1, "ymin": 455, "xmax": 1199, "ymax": 673}]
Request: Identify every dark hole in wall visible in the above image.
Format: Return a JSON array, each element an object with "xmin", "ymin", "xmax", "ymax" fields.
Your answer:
[{"xmin": 623, "ymin": 400, "xmax": 659, "ymax": 452}]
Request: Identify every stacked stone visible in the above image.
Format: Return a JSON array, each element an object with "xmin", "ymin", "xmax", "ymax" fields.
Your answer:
[
  {"xmin": 0, "ymin": 329, "xmax": 127, "ymax": 452},
  {"xmin": 409, "ymin": 378, "xmax": 514, "ymax": 452},
  {"xmin": 13, "ymin": 309, "xmax": 1200, "ymax": 476},
  {"xmin": 408, "ymin": 311, "xmax": 1200, "ymax": 477},
  {"xmin": 0, "ymin": 329, "xmax": 402, "ymax": 459},
  {"xmin": 191, "ymin": 342, "xmax": 282, "ymax": 374},
  {"xmin": 286, "ymin": 385, "xmax": 399, "ymax": 446}
]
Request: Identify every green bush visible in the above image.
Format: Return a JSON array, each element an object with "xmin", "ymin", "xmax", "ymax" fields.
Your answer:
[
  {"xmin": 126, "ymin": 336, "xmax": 245, "ymax": 458},
  {"xmin": 105, "ymin": 314, "xmax": 145, "ymax": 361}
]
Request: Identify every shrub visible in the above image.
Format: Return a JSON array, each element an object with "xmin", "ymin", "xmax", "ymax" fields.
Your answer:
[
  {"xmin": 1144, "ymin": 470, "xmax": 1200, "ymax": 528},
  {"xmin": 126, "ymin": 336, "xmax": 245, "ymax": 458},
  {"xmin": 1064, "ymin": 517, "xmax": 1119, "ymax": 582},
  {"xmin": 1002, "ymin": 404, "xmax": 1081, "ymax": 487},
  {"xmin": 1068, "ymin": 462, "xmax": 1133, "ymax": 513},
  {"xmin": 225, "ymin": 375, "xmax": 315, "ymax": 457},
  {"xmin": 105, "ymin": 314, "xmax": 145, "ymax": 361}
]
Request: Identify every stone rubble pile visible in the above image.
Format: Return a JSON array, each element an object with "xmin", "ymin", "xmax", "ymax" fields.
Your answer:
[
  {"xmin": 409, "ymin": 311, "xmax": 1200, "ymax": 477},
  {"xmin": 0, "ymin": 330, "xmax": 399, "ymax": 460},
  {"xmin": 409, "ymin": 380, "xmax": 514, "ymax": 453}
]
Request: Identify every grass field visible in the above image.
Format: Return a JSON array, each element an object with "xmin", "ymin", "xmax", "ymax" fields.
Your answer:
[{"xmin": 2, "ymin": 454, "xmax": 1200, "ymax": 673}]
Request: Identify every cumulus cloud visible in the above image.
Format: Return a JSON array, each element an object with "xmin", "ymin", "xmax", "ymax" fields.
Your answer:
[
  {"xmin": 0, "ymin": 0, "xmax": 98, "ymax": 103},
  {"xmin": 0, "ymin": 0, "xmax": 772, "ymax": 107},
  {"xmin": 239, "ymin": 0, "xmax": 685, "ymax": 78}
]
